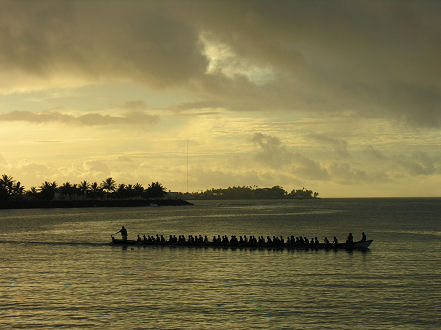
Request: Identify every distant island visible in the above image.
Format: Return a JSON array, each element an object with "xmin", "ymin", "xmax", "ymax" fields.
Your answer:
[
  {"xmin": 0, "ymin": 174, "xmax": 318, "ymax": 209},
  {"xmin": 174, "ymin": 186, "xmax": 319, "ymax": 200}
]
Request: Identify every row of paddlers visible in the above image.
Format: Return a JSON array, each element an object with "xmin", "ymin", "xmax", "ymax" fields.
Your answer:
[{"xmin": 111, "ymin": 233, "xmax": 372, "ymax": 249}]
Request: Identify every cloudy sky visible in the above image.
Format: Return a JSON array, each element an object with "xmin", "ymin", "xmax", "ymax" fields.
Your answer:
[{"xmin": 0, "ymin": 0, "xmax": 440, "ymax": 197}]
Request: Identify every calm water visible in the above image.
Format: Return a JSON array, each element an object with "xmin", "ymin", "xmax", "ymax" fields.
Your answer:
[{"xmin": 1, "ymin": 198, "xmax": 440, "ymax": 329}]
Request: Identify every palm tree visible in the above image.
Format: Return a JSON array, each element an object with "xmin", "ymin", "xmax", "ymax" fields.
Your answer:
[
  {"xmin": 0, "ymin": 174, "xmax": 14, "ymax": 200},
  {"xmin": 100, "ymin": 177, "xmax": 116, "ymax": 196},
  {"xmin": 144, "ymin": 182, "xmax": 167, "ymax": 199},
  {"xmin": 78, "ymin": 180, "xmax": 90, "ymax": 198},
  {"xmin": 26, "ymin": 187, "xmax": 39, "ymax": 199},
  {"xmin": 116, "ymin": 183, "xmax": 127, "ymax": 199},
  {"xmin": 89, "ymin": 182, "xmax": 102, "ymax": 199},
  {"xmin": 58, "ymin": 182, "xmax": 72, "ymax": 200},
  {"xmin": 39, "ymin": 181, "xmax": 57, "ymax": 200},
  {"xmin": 12, "ymin": 181, "xmax": 25, "ymax": 197},
  {"xmin": 133, "ymin": 183, "xmax": 144, "ymax": 198}
]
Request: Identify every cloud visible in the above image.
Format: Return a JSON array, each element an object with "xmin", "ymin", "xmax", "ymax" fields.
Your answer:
[
  {"xmin": 329, "ymin": 162, "xmax": 369, "ymax": 184},
  {"xmin": 0, "ymin": 1, "xmax": 439, "ymax": 126},
  {"xmin": 251, "ymin": 133, "xmax": 329, "ymax": 180},
  {"xmin": 189, "ymin": 1, "xmax": 441, "ymax": 125},
  {"xmin": 364, "ymin": 146, "xmax": 386, "ymax": 161},
  {"xmin": 397, "ymin": 151, "xmax": 441, "ymax": 176},
  {"xmin": 173, "ymin": 100, "xmax": 226, "ymax": 111},
  {"xmin": 83, "ymin": 160, "xmax": 111, "ymax": 178},
  {"xmin": 308, "ymin": 133, "xmax": 349, "ymax": 157},
  {"xmin": 293, "ymin": 153, "xmax": 330, "ymax": 181},
  {"xmin": 121, "ymin": 100, "xmax": 148, "ymax": 111},
  {"xmin": 0, "ymin": 1, "xmax": 208, "ymax": 89},
  {"xmin": 0, "ymin": 110, "xmax": 159, "ymax": 127},
  {"xmin": 252, "ymin": 133, "xmax": 293, "ymax": 168}
]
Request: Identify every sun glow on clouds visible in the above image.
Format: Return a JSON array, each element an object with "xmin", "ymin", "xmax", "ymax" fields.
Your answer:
[
  {"xmin": 0, "ymin": 1, "xmax": 440, "ymax": 196},
  {"xmin": 201, "ymin": 32, "xmax": 276, "ymax": 85}
]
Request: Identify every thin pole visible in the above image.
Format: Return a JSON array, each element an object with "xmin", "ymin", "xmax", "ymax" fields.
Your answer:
[{"xmin": 186, "ymin": 140, "xmax": 189, "ymax": 193}]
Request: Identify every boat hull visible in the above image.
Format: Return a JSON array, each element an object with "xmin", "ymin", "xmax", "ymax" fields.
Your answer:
[{"xmin": 110, "ymin": 237, "xmax": 373, "ymax": 250}]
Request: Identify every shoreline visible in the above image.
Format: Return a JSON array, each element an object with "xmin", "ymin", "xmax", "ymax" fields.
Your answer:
[{"xmin": 0, "ymin": 199, "xmax": 192, "ymax": 209}]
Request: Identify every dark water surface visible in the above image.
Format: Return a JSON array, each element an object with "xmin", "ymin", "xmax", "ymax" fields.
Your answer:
[{"xmin": 1, "ymin": 199, "xmax": 440, "ymax": 328}]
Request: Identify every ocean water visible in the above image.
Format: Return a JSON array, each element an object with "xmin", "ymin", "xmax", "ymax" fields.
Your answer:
[{"xmin": 0, "ymin": 198, "xmax": 440, "ymax": 329}]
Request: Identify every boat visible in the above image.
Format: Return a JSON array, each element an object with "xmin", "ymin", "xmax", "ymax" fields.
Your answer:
[{"xmin": 110, "ymin": 236, "xmax": 373, "ymax": 250}]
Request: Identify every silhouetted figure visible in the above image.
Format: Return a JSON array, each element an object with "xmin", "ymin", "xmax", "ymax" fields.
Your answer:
[
  {"xmin": 267, "ymin": 236, "xmax": 272, "ymax": 245},
  {"xmin": 324, "ymin": 237, "xmax": 330, "ymax": 244},
  {"xmin": 361, "ymin": 232, "xmax": 367, "ymax": 242},
  {"xmin": 117, "ymin": 226, "xmax": 128, "ymax": 241},
  {"xmin": 137, "ymin": 234, "xmax": 141, "ymax": 243},
  {"xmin": 333, "ymin": 236, "xmax": 338, "ymax": 245},
  {"xmin": 346, "ymin": 233, "xmax": 353, "ymax": 244}
]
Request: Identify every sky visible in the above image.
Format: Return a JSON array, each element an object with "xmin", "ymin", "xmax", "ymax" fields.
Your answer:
[{"xmin": 0, "ymin": 0, "xmax": 440, "ymax": 197}]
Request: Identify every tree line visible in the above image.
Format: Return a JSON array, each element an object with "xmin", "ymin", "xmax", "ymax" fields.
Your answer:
[
  {"xmin": 1, "ymin": 174, "xmax": 319, "ymax": 202},
  {"xmin": 178, "ymin": 186, "xmax": 319, "ymax": 200},
  {"xmin": 0, "ymin": 174, "xmax": 167, "ymax": 201}
]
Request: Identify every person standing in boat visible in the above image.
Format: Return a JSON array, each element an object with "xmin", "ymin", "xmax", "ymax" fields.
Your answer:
[
  {"xmin": 346, "ymin": 232, "xmax": 353, "ymax": 244},
  {"xmin": 116, "ymin": 226, "xmax": 128, "ymax": 241},
  {"xmin": 361, "ymin": 232, "xmax": 367, "ymax": 242}
]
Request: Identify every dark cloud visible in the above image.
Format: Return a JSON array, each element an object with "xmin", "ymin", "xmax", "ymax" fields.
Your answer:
[
  {"xmin": 0, "ymin": 0, "xmax": 207, "ymax": 87},
  {"xmin": 187, "ymin": 1, "xmax": 441, "ymax": 125},
  {"xmin": 0, "ymin": 1, "xmax": 439, "ymax": 126},
  {"xmin": 0, "ymin": 110, "xmax": 159, "ymax": 127}
]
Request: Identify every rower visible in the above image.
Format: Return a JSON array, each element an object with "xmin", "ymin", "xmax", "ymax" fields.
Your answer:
[
  {"xmin": 333, "ymin": 236, "xmax": 338, "ymax": 244},
  {"xmin": 361, "ymin": 232, "xmax": 367, "ymax": 242},
  {"xmin": 346, "ymin": 232, "xmax": 353, "ymax": 244},
  {"xmin": 116, "ymin": 226, "xmax": 128, "ymax": 241}
]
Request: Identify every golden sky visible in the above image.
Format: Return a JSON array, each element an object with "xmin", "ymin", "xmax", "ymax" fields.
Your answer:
[{"xmin": 0, "ymin": 0, "xmax": 440, "ymax": 197}]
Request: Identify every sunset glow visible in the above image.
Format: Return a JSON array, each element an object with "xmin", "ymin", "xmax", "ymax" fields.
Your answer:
[{"xmin": 0, "ymin": 0, "xmax": 440, "ymax": 197}]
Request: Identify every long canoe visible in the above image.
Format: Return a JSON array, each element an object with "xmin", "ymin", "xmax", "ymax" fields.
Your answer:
[{"xmin": 110, "ymin": 237, "xmax": 373, "ymax": 250}]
